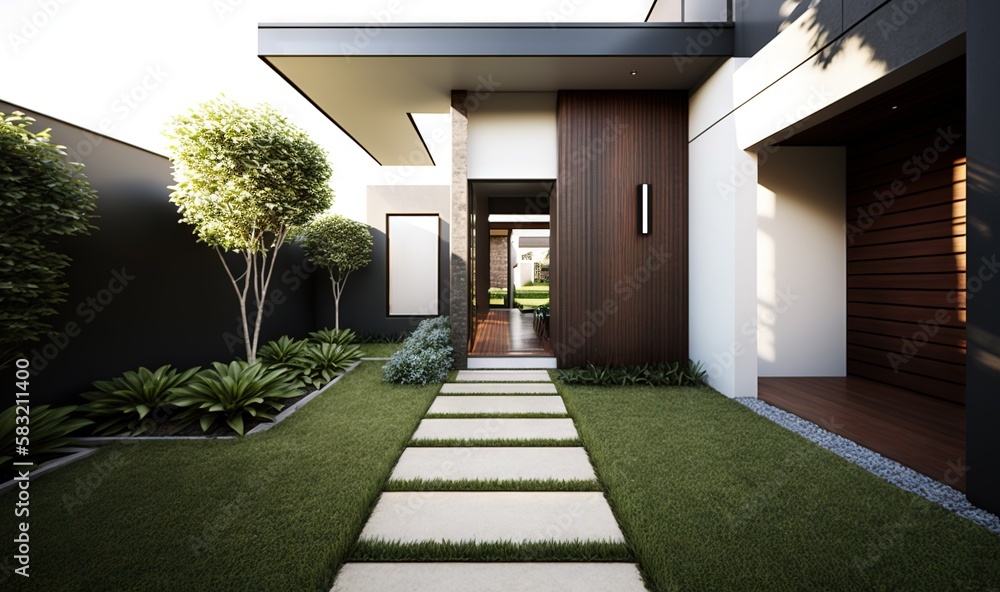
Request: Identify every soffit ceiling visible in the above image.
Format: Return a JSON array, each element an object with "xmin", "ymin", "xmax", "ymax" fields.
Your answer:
[{"xmin": 260, "ymin": 24, "xmax": 732, "ymax": 165}]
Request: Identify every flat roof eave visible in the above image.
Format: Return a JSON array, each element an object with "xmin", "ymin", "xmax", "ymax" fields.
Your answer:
[{"xmin": 259, "ymin": 22, "xmax": 734, "ymax": 166}]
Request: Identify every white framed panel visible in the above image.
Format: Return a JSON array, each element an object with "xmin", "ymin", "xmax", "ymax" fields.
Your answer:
[{"xmin": 388, "ymin": 214, "xmax": 440, "ymax": 316}]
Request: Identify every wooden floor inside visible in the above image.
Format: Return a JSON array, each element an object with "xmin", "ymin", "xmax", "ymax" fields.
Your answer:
[
  {"xmin": 758, "ymin": 376, "xmax": 966, "ymax": 491},
  {"xmin": 470, "ymin": 309, "xmax": 553, "ymax": 357}
]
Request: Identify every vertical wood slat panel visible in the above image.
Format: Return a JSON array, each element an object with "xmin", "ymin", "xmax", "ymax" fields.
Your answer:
[{"xmin": 553, "ymin": 91, "xmax": 688, "ymax": 367}]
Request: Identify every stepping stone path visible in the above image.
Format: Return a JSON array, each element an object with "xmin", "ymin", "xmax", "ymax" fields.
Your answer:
[{"xmin": 332, "ymin": 369, "xmax": 647, "ymax": 592}]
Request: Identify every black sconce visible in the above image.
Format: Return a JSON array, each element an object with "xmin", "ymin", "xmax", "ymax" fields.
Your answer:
[{"xmin": 638, "ymin": 183, "xmax": 651, "ymax": 235}]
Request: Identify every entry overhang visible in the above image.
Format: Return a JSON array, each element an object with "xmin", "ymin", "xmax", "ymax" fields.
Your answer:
[{"xmin": 259, "ymin": 23, "xmax": 733, "ymax": 166}]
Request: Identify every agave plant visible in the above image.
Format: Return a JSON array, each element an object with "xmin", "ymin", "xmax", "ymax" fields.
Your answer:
[
  {"xmin": 295, "ymin": 342, "xmax": 363, "ymax": 390},
  {"xmin": 81, "ymin": 365, "xmax": 200, "ymax": 435},
  {"xmin": 681, "ymin": 360, "xmax": 708, "ymax": 386},
  {"xmin": 258, "ymin": 336, "xmax": 309, "ymax": 364},
  {"xmin": 170, "ymin": 361, "xmax": 301, "ymax": 436},
  {"xmin": 0, "ymin": 405, "xmax": 93, "ymax": 466},
  {"xmin": 308, "ymin": 328, "xmax": 357, "ymax": 346}
]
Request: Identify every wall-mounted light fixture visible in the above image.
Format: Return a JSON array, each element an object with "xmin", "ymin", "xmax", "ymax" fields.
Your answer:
[{"xmin": 637, "ymin": 183, "xmax": 651, "ymax": 235}]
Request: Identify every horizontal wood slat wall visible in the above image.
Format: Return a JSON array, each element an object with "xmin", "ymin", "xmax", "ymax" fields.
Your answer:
[
  {"xmin": 553, "ymin": 91, "xmax": 688, "ymax": 367},
  {"xmin": 846, "ymin": 96, "xmax": 966, "ymax": 404}
]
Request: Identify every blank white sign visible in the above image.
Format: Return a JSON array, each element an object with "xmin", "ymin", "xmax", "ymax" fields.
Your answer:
[{"xmin": 388, "ymin": 215, "xmax": 440, "ymax": 316}]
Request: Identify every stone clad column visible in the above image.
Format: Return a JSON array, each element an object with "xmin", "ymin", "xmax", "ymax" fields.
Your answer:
[{"xmin": 450, "ymin": 90, "xmax": 469, "ymax": 368}]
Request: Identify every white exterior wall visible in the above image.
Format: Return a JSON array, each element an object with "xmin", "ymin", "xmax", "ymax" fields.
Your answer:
[
  {"xmin": 467, "ymin": 93, "xmax": 557, "ymax": 180},
  {"xmin": 756, "ymin": 147, "xmax": 846, "ymax": 377},
  {"xmin": 689, "ymin": 59, "xmax": 758, "ymax": 398}
]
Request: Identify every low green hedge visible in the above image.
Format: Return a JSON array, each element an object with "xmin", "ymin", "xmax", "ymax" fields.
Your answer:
[{"xmin": 558, "ymin": 361, "xmax": 707, "ymax": 387}]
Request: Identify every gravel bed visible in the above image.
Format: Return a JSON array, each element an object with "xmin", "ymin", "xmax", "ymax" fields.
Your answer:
[{"xmin": 736, "ymin": 397, "xmax": 1000, "ymax": 534}]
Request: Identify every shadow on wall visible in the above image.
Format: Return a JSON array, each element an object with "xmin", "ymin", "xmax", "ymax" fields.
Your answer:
[
  {"xmin": 6, "ymin": 103, "xmax": 318, "ymax": 406},
  {"xmin": 738, "ymin": 0, "xmax": 962, "ymax": 68}
]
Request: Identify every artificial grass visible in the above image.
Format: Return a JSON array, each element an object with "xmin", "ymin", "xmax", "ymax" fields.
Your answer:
[
  {"xmin": 358, "ymin": 342, "xmax": 403, "ymax": 358},
  {"xmin": 385, "ymin": 477, "xmax": 601, "ymax": 491},
  {"xmin": 425, "ymin": 412, "xmax": 569, "ymax": 419},
  {"xmin": 351, "ymin": 539, "xmax": 632, "ymax": 562},
  {"xmin": 558, "ymin": 381, "xmax": 1000, "ymax": 591},
  {"xmin": 0, "ymin": 362, "xmax": 437, "ymax": 592},
  {"xmin": 408, "ymin": 438, "xmax": 582, "ymax": 447}
]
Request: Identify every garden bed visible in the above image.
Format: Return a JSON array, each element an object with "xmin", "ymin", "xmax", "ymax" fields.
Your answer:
[
  {"xmin": 76, "ymin": 361, "xmax": 361, "ymax": 442},
  {"xmin": 0, "ymin": 361, "xmax": 439, "ymax": 592}
]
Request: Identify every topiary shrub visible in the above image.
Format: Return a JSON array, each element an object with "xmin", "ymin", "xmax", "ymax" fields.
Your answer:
[{"xmin": 382, "ymin": 316, "xmax": 453, "ymax": 385}]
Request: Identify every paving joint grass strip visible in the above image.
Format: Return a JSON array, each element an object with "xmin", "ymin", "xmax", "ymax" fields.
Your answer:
[
  {"xmin": 407, "ymin": 438, "xmax": 582, "ymax": 447},
  {"xmin": 412, "ymin": 418, "xmax": 579, "ymax": 441},
  {"xmin": 350, "ymin": 539, "xmax": 634, "ymax": 563},
  {"xmin": 427, "ymin": 395, "xmax": 566, "ymax": 415},
  {"xmin": 384, "ymin": 477, "xmax": 602, "ymax": 492},
  {"xmin": 439, "ymin": 383, "xmax": 558, "ymax": 395},
  {"xmin": 424, "ymin": 412, "xmax": 569, "ymax": 419}
]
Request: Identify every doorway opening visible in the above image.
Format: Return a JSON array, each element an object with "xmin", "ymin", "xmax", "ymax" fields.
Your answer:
[{"xmin": 469, "ymin": 180, "xmax": 555, "ymax": 361}]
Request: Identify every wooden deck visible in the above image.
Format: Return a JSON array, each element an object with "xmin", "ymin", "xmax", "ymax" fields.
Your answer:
[
  {"xmin": 758, "ymin": 376, "xmax": 967, "ymax": 491},
  {"xmin": 470, "ymin": 309, "xmax": 553, "ymax": 357}
]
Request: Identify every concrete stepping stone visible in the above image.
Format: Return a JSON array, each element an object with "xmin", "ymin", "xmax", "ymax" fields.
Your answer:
[
  {"xmin": 331, "ymin": 562, "xmax": 647, "ymax": 592},
  {"xmin": 455, "ymin": 370, "xmax": 552, "ymax": 382},
  {"xmin": 359, "ymin": 491, "xmax": 625, "ymax": 543},
  {"xmin": 412, "ymin": 418, "xmax": 578, "ymax": 441},
  {"xmin": 389, "ymin": 447, "xmax": 597, "ymax": 481},
  {"xmin": 427, "ymin": 396, "xmax": 566, "ymax": 415},
  {"xmin": 440, "ymin": 383, "xmax": 557, "ymax": 395}
]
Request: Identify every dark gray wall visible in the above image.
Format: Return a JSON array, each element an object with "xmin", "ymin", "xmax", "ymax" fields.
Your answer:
[
  {"xmin": 734, "ymin": 0, "xmax": 788, "ymax": 56},
  {"xmin": 735, "ymin": 0, "xmax": 921, "ymax": 58},
  {"xmin": 318, "ymin": 185, "xmax": 451, "ymax": 336},
  {"xmin": 966, "ymin": 0, "xmax": 1000, "ymax": 514},
  {"xmin": 2, "ymin": 101, "xmax": 318, "ymax": 406}
]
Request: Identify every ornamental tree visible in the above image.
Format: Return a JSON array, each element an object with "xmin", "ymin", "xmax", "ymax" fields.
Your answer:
[
  {"xmin": 0, "ymin": 112, "xmax": 98, "ymax": 370},
  {"xmin": 165, "ymin": 98, "xmax": 333, "ymax": 362},
  {"xmin": 299, "ymin": 213, "xmax": 373, "ymax": 330}
]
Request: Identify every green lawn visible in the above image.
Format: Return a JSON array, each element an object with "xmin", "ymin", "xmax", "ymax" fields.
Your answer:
[
  {"xmin": 359, "ymin": 342, "xmax": 403, "ymax": 358},
  {"xmin": 0, "ymin": 362, "xmax": 437, "ymax": 592},
  {"xmin": 558, "ymin": 379, "xmax": 1000, "ymax": 591}
]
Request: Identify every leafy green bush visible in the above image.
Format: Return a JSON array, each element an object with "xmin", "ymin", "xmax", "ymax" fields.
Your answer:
[
  {"xmin": 0, "ymin": 404, "xmax": 93, "ymax": 466},
  {"xmin": 171, "ymin": 361, "xmax": 301, "ymax": 436},
  {"xmin": 258, "ymin": 335, "xmax": 309, "ymax": 364},
  {"xmin": 558, "ymin": 361, "xmax": 707, "ymax": 387},
  {"xmin": 308, "ymin": 327, "xmax": 357, "ymax": 346},
  {"xmin": 81, "ymin": 365, "xmax": 199, "ymax": 436},
  {"xmin": 1, "ymin": 112, "xmax": 98, "ymax": 369},
  {"xmin": 294, "ymin": 342, "xmax": 363, "ymax": 390},
  {"xmin": 382, "ymin": 317, "xmax": 453, "ymax": 385}
]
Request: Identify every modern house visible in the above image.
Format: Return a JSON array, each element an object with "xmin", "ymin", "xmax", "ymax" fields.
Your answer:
[
  {"xmin": 6, "ymin": 0, "xmax": 997, "ymax": 517},
  {"xmin": 256, "ymin": 0, "xmax": 1000, "ymax": 515}
]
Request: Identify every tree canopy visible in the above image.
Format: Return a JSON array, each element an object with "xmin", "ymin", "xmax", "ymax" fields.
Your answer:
[
  {"xmin": 299, "ymin": 213, "xmax": 373, "ymax": 329},
  {"xmin": 165, "ymin": 98, "xmax": 334, "ymax": 361},
  {"xmin": 0, "ymin": 112, "xmax": 98, "ymax": 368}
]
